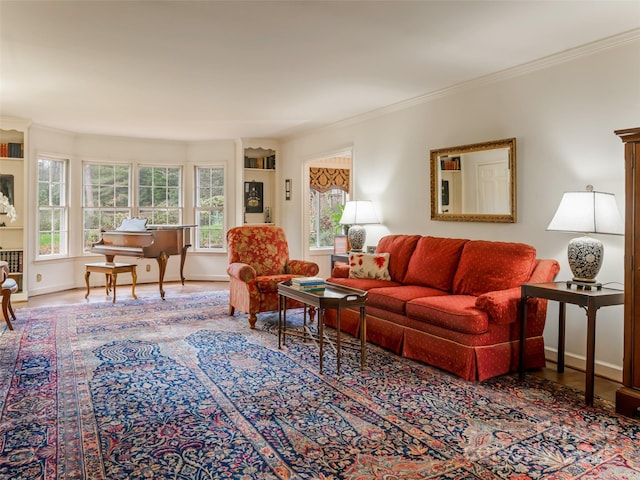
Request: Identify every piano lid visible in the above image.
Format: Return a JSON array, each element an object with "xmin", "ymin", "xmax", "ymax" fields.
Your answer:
[{"xmin": 146, "ymin": 224, "xmax": 197, "ymax": 230}]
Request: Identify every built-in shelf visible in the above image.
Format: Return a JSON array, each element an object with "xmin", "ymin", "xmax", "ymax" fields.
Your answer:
[
  {"xmin": 237, "ymin": 141, "xmax": 278, "ymax": 226},
  {"xmin": 0, "ymin": 118, "xmax": 29, "ymax": 301}
]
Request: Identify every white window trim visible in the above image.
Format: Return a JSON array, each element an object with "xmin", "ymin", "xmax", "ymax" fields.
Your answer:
[
  {"xmin": 35, "ymin": 155, "xmax": 69, "ymax": 260},
  {"xmin": 194, "ymin": 163, "xmax": 227, "ymax": 252}
]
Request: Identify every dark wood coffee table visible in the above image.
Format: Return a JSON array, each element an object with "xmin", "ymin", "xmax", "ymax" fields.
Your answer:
[{"xmin": 278, "ymin": 280, "xmax": 367, "ymax": 374}]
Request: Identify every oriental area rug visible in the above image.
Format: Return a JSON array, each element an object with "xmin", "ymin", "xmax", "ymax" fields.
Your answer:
[{"xmin": 0, "ymin": 291, "xmax": 639, "ymax": 479}]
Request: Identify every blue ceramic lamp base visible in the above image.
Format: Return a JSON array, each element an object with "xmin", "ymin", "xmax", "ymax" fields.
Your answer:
[{"xmin": 567, "ymin": 235, "xmax": 603, "ymax": 283}]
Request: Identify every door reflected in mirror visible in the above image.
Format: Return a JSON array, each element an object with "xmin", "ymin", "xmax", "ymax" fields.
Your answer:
[{"xmin": 430, "ymin": 138, "xmax": 516, "ymax": 223}]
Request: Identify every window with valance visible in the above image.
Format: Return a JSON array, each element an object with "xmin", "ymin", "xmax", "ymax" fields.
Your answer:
[{"xmin": 309, "ymin": 167, "xmax": 350, "ymax": 248}]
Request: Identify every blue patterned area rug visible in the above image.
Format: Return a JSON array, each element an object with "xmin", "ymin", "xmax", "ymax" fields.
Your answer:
[{"xmin": 0, "ymin": 291, "xmax": 639, "ymax": 479}]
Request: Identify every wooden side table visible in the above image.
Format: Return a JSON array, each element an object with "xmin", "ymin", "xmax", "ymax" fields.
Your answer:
[
  {"xmin": 519, "ymin": 281, "xmax": 624, "ymax": 406},
  {"xmin": 85, "ymin": 262, "xmax": 138, "ymax": 303}
]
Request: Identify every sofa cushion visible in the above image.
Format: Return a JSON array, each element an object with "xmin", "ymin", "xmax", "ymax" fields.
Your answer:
[
  {"xmin": 328, "ymin": 277, "xmax": 401, "ymax": 291},
  {"xmin": 403, "ymin": 236, "xmax": 468, "ymax": 291},
  {"xmin": 452, "ymin": 240, "xmax": 537, "ymax": 296},
  {"xmin": 376, "ymin": 234, "xmax": 421, "ymax": 283},
  {"xmin": 367, "ymin": 285, "xmax": 449, "ymax": 315},
  {"xmin": 406, "ymin": 295, "xmax": 489, "ymax": 335},
  {"xmin": 349, "ymin": 252, "xmax": 391, "ymax": 280},
  {"xmin": 2, "ymin": 277, "xmax": 18, "ymax": 290},
  {"xmin": 331, "ymin": 262, "xmax": 350, "ymax": 278}
]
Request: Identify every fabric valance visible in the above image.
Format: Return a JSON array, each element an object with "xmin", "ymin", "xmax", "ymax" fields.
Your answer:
[{"xmin": 309, "ymin": 168, "xmax": 350, "ymax": 193}]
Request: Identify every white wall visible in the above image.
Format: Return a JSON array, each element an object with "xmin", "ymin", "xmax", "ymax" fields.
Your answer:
[{"xmin": 279, "ymin": 38, "xmax": 640, "ymax": 381}]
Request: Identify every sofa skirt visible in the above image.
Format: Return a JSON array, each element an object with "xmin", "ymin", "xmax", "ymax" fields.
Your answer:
[
  {"xmin": 323, "ymin": 306, "xmax": 546, "ymax": 381},
  {"xmin": 402, "ymin": 331, "xmax": 546, "ymax": 381}
]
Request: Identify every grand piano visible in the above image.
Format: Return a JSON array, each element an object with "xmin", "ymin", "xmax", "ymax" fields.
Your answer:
[{"xmin": 91, "ymin": 223, "xmax": 194, "ymax": 299}]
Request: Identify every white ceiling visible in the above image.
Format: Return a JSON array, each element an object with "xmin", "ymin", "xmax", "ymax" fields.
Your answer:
[{"xmin": 2, "ymin": 1, "xmax": 640, "ymax": 142}]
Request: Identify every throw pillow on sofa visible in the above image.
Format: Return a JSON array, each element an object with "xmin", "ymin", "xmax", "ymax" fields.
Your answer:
[{"xmin": 349, "ymin": 252, "xmax": 391, "ymax": 280}]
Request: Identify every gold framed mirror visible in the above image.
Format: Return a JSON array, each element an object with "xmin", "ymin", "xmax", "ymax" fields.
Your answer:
[{"xmin": 430, "ymin": 137, "xmax": 516, "ymax": 223}]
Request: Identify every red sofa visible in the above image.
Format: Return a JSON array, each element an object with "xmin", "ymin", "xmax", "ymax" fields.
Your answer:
[{"xmin": 326, "ymin": 235, "xmax": 560, "ymax": 381}]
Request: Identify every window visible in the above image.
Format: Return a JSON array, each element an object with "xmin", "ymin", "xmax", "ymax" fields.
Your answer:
[
  {"xmin": 195, "ymin": 166, "xmax": 225, "ymax": 249},
  {"xmin": 308, "ymin": 163, "xmax": 350, "ymax": 249},
  {"xmin": 37, "ymin": 157, "xmax": 68, "ymax": 257},
  {"xmin": 309, "ymin": 188, "xmax": 348, "ymax": 248},
  {"xmin": 82, "ymin": 163, "xmax": 131, "ymax": 251},
  {"xmin": 138, "ymin": 166, "xmax": 182, "ymax": 224}
]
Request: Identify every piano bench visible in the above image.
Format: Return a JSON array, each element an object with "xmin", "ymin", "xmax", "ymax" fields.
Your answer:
[{"xmin": 85, "ymin": 262, "xmax": 138, "ymax": 303}]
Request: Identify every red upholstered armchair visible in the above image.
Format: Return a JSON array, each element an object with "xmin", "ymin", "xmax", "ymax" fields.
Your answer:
[{"xmin": 227, "ymin": 225, "xmax": 319, "ymax": 328}]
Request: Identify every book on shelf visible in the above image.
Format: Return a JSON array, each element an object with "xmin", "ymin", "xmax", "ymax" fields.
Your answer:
[
  {"xmin": 0, "ymin": 143, "xmax": 23, "ymax": 158},
  {"xmin": 0, "ymin": 250, "xmax": 23, "ymax": 273},
  {"xmin": 243, "ymin": 155, "xmax": 276, "ymax": 170},
  {"xmin": 440, "ymin": 156, "xmax": 461, "ymax": 171}
]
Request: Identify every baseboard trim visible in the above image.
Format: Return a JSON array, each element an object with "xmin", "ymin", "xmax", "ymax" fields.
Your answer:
[
  {"xmin": 29, "ymin": 283, "xmax": 78, "ymax": 297},
  {"xmin": 545, "ymin": 347, "xmax": 622, "ymax": 383}
]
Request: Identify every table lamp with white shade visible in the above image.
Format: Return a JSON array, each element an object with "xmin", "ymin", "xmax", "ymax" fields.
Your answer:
[
  {"xmin": 339, "ymin": 200, "xmax": 379, "ymax": 252},
  {"xmin": 546, "ymin": 185, "xmax": 623, "ymax": 287}
]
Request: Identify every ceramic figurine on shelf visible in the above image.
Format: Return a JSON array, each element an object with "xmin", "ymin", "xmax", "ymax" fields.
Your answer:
[
  {"xmin": 265, "ymin": 207, "xmax": 271, "ymax": 223},
  {"xmin": 0, "ymin": 192, "xmax": 16, "ymax": 223}
]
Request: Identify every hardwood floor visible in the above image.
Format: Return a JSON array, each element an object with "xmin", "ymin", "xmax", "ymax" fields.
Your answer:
[
  {"xmin": 12, "ymin": 280, "xmax": 621, "ymax": 405},
  {"xmin": 533, "ymin": 362, "xmax": 621, "ymax": 405},
  {"xmin": 15, "ymin": 279, "xmax": 230, "ymax": 309}
]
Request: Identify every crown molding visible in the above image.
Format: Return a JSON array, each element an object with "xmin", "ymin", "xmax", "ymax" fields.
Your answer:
[{"xmin": 285, "ymin": 28, "xmax": 640, "ymax": 141}]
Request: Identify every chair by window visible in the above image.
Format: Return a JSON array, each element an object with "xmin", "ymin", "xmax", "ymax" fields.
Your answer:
[{"xmin": 227, "ymin": 225, "xmax": 319, "ymax": 328}]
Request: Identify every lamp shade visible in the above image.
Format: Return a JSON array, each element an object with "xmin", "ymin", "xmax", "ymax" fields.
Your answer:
[
  {"xmin": 339, "ymin": 200, "xmax": 380, "ymax": 226},
  {"xmin": 546, "ymin": 189, "xmax": 623, "ymax": 235},
  {"xmin": 547, "ymin": 186, "xmax": 623, "ymax": 284},
  {"xmin": 339, "ymin": 200, "xmax": 379, "ymax": 252}
]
